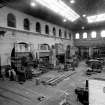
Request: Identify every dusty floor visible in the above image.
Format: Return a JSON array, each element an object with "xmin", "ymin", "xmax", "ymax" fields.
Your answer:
[{"xmin": 0, "ymin": 61, "xmax": 105, "ymax": 105}]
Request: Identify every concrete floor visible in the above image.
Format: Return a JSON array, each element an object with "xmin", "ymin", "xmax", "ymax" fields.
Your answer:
[{"xmin": 0, "ymin": 61, "xmax": 105, "ymax": 105}]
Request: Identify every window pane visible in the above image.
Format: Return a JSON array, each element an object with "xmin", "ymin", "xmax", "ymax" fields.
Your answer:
[
  {"xmin": 24, "ymin": 18, "xmax": 30, "ymax": 30},
  {"xmin": 101, "ymin": 30, "xmax": 105, "ymax": 37},
  {"xmin": 75, "ymin": 33, "xmax": 80, "ymax": 39},
  {"xmin": 45, "ymin": 25, "xmax": 49, "ymax": 34},
  {"xmin": 83, "ymin": 32, "xmax": 87, "ymax": 39},
  {"xmin": 36, "ymin": 22, "xmax": 41, "ymax": 33},
  {"xmin": 91, "ymin": 31, "xmax": 96, "ymax": 38},
  {"xmin": 7, "ymin": 13, "xmax": 16, "ymax": 28},
  {"xmin": 53, "ymin": 27, "xmax": 56, "ymax": 36},
  {"xmin": 59, "ymin": 29, "xmax": 62, "ymax": 37}
]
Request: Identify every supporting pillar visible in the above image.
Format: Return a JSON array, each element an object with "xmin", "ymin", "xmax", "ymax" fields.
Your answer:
[
  {"xmin": 0, "ymin": 55, "xmax": 1, "ymax": 77},
  {"xmin": 89, "ymin": 47, "xmax": 93, "ymax": 58},
  {"xmin": 50, "ymin": 45, "xmax": 57, "ymax": 68}
]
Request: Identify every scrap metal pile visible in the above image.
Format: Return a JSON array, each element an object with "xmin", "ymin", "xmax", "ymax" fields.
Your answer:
[{"xmin": 86, "ymin": 58, "xmax": 104, "ymax": 76}]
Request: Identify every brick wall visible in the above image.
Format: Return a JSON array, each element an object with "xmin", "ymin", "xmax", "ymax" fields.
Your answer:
[{"xmin": 0, "ymin": 7, "xmax": 74, "ymax": 66}]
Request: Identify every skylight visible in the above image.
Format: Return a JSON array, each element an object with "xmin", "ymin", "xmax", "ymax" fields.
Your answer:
[
  {"xmin": 87, "ymin": 13, "xmax": 105, "ymax": 23},
  {"xmin": 35, "ymin": 0, "xmax": 80, "ymax": 22}
]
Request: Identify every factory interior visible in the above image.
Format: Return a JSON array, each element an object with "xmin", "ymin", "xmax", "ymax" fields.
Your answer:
[{"xmin": 0, "ymin": 0, "xmax": 105, "ymax": 105}]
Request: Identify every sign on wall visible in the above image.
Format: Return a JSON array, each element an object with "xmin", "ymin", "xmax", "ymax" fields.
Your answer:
[{"xmin": 89, "ymin": 79, "xmax": 105, "ymax": 105}]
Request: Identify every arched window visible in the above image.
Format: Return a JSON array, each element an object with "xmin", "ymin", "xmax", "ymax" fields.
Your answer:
[
  {"xmin": 91, "ymin": 31, "xmax": 96, "ymax": 38},
  {"xmin": 36, "ymin": 22, "xmax": 41, "ymax": 33},
  {"xmin": 64, "ymin": 31, "xmax": 67, "ymax": 38},
  {"xmin": 59, "ymin": 29, "xmax": 62, "ymax": 37},
  {"xmin": 24, "ymin": 18, "xmax": 30, "ymax": 30},
  {"xmin": 83, "ymin": 32, "xmax": 87, "ymax": 39},
  {"xmin": 75, "ymin": 33, "xmax": 80, "ymax": 39},
  {"xmin": 7, "ymin": 13, "xmax": 16, "ymax": 28},
  {"xmin": 101, "ymin": 30, "xmax": 105, "ymax": 37},
  {"xmin": 45, "ymin": 25, "xmax": 49, "ymax": 34},
  {"xmin": 53, "ymin": 27, "xmax": 56, "ymax": 36}
]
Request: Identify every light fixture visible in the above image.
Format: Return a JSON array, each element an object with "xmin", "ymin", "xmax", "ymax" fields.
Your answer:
[
  {"xmin": 35, "ymin": 0, "xmax": 80, "ymax": 22},
  {"xmin": 87, "ymin": 13, "xmax": 105, "ymax": 23},
  {"xmin": 30, "ymin": 2, "xmax": 36, "ymax": 7},
  {"xmin": 70, "ymin": 0, "xmax": 75, "ymax": 4},
  {"xmin": 82, "ymin": 14, "xmax": 86, "ymax": 17},
  {"xmin": 82, "ymin": 26, "xmax": 85, "ymax": 30},
  {"xmin": 63, "ymin": 19, "xmax": 67, "ymax": 22}
]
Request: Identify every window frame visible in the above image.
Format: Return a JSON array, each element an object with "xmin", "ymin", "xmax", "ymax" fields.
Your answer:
[
  {"xmin": 7, "ymin": 13, "xmax": 16, "ymax": 28},
  {"xmin": 101, "ymin": 30, "xmax": 105, "ymax": 37},
  {"xmin": 75, "ymin": 33, "xmax": 80, "ymax": 39},
  {"xmin": 45, "ymin": 25, "xmax": 49, "ymax": 34},
  {"xmin": 83, "ymin": 32, "xmax": 87, "ymax": 39},
  {"xmin": 91, "ymin": 31, "xmax": 97, "ymax": 38},
  {"xmin": 23, "ymin": 18, "xmax": 30, "ymax": 30},
  {"xmin": 53, "ymin": 27, "xmax": 56, "ymax": 36},
  {"xmin": 59, "ymin": 29, "xmax": 62, "ymax": 37},
  {"xmin": 36, "ymin": 22, "xmax": 41, "ymax": 33}
]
